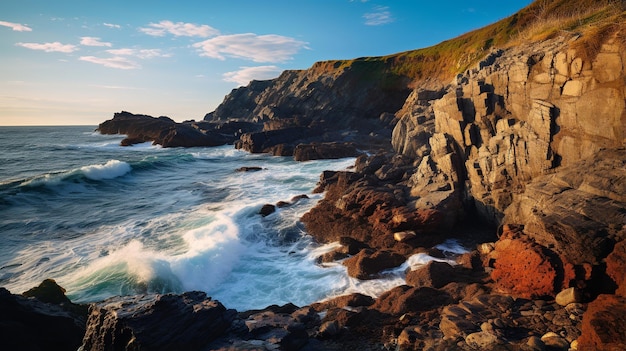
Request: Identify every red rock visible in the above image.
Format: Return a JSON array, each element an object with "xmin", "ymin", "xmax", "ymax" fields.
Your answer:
[
  {"xmin": 606, "ymin": 240, "xmax": 626, "ymax": 297},
  {"xmin": 578, "ymin": 294, "xmax": 626, "ymax": 351},
  {"xmin": 489, "ymin": 225, "xmax": 568, "ymax": 298}
]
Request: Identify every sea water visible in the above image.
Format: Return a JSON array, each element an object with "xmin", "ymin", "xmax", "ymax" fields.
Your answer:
[{"xmin": 0, "ymin": 126, "xmax": 463, "ymax": 311}]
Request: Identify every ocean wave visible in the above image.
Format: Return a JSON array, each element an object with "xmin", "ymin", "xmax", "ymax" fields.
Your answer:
[
  {"xmin": 80, "ymin": 160, "xmax": 132, "ymax": 180},
  {"xmin": 18, "ymin": 160, "xmax": 132, "ymax": 187}
]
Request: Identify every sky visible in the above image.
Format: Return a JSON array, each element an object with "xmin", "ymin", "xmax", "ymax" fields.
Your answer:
[{"xmin": 0, "ymin": 0, "xmax": 533, "ymax": 126}]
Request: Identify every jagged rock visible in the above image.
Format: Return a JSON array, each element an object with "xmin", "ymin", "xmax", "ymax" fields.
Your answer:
[
  {"xmin": 293, "ymin": 142, "xmax": 362, "ymax": 161},
  {"xmin": 577, "ymin": 294, "xmax": 626, "ymax": 351},
  {"xmin": 98, "ymin": 111, "xmax": 231, "ymax": 147},
  {"xmin": 81, "ymin": 291, "xmax": 236, "ymax": 351},
  {"xmin": 0, "ymin": 285, "xmax": 86, "ymax": 351}
]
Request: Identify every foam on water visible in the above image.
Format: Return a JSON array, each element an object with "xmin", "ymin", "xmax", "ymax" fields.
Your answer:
[
  {"xmin": 1, "ymin": 127, "xmax": 475, "ymax": 311},
  {"xmin": 80, "ymin": 160, "xmax": 132, "ymax": 180}
]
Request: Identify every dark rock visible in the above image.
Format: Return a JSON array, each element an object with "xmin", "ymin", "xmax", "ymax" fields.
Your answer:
[
  {"xmin": 259, "ymin": 204, "xmax": 276, "ymax": 217},
  {"xmin": 0, "ymin": 286, "xmax": 86, "ymax": 351},
  {"xmin": 98, "ymin": 111, "xmax": 231, "ymax": 147},
  {"xmin": 311, "ymin": 293, "xmax": 375, "ymax": 311},
  {"xmin": 342, "ymin": 249, "xmax": 405, "ymax": 279},
  {"xmin": 293, "ymin": 142, "xmax": 362, "ymax": 161},
  {"xmin": 81, "ymin": 291, "xmax": 236, "ymax": 351},
  {"xmin": 235, "ymin": 166, "xmax": 263, "ymax": 172},
  {"xmin": 405, "ymin": 261, "xmax": 456, "ymax": 289}
]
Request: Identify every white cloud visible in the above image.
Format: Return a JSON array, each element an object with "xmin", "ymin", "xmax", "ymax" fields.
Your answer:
[
  {"xmin": 80, "ymin": 36, "xmax": 112, "ymax": 47},
  {"xmin": 363, "ymin": 6, "xmax": 394, "ymax": 26},
  {"xmin": 139, "ymin": 20, "xmax": 219, "ymax": 38},
  {"xmin": 79, "ymin": 56, "xmax": 141, "ymax": 70},
  {"xmin": 106, "ymin": 48, "xmax": 171, "ymax": 59},
  {"xmin": 223, "ymin": 66, "xmax": 282, "ymax": 86},
  {"xmin": 0, "ymin": 20, "xmax": 32, "ymax": 31},
  {"xmin": 193, "ymin": 33, "xmax": 308, "ymax": 63},
  {"xmin": 16, "ymin": 42, "xmax": 78, "ymax": 53},
  {"xmin": 103, "ymin": 22, "xmax": 121, "ymax": 29}
]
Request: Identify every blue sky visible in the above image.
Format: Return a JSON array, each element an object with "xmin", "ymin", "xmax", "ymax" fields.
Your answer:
[{"xmin": 0, "ymin": 0, "xmax": 532, "ymax": 126}]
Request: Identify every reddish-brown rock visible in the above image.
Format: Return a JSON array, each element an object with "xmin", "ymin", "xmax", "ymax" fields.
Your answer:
[
  {"xmin": 371, "ymin": 286, "xmax": 452, "ymax": 315},
  {"xmin": 578, "ymin": 294, "xmax": 626, "ymax": 351},
  {"xmin": 405, "ymin": 261, "xmax": 456, "ymax": 289},
  {"xmin": 343, "ymin": 249, "xmax": 405, "ymax": 279},
  {"xmin": 606, "ymin": 240, "xmax": 626, "ymax": 297},
  {"xmin": 489, "ymin": 225, "xmax": 573, "ymax": 299}
]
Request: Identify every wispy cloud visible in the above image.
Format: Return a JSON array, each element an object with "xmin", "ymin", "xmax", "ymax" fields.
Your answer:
[
  {"xmin": 193, "ymin": 33, "xmax": 308, "ymax": 63},
  {"xmin": 80, "ymin": 36, "xmax": 112, "ymax": 47},
  {"xmin": 79, "ymin": 56, "xmax": 141, "ymax": 70},
  {"xmin": 106, "ymin": 48, "xmax": 171, "ymax": 59},
  {"xmin": 16, "ymin": 42, "xmax": 78, "ymax": 53},
  {"xmin": 139, "ymin": 20, "xmax": 219, "ymax": 38},
  {"xmin": 103, "ymin": 22, "xmax": 121, "ymax": 29},
  {"xmin": 0, "ymin": 20, "xmax": 33, "ymax": 32},
  {"xmin": 363, "ymin": 6, "xmax": 394, "ymax": 26},
  {"xmin": 223, "ymin": 66, "xmax": 282, "ymax": 86}
]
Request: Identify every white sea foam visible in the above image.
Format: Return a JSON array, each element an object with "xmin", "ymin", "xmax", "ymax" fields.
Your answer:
[{"xmin": 79, "ymin": 160, "xmax": 132, "ymax": 180}]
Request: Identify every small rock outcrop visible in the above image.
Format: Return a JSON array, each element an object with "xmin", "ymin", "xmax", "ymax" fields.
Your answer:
[
  {"xmin": 81, "ymin": 291, "xmax": 236, "ymax": 351},
  {"xmin": 97, "ymin": 111, "xmax": 240, "ymax": 147},
  {"xmin": 0, "ymin": 280, "xmax": 87, "ymax": 351}
]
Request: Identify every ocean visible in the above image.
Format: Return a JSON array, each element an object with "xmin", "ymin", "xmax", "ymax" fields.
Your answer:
[{"xmin": 0, "ymin": 126, "xmax": 463, "ymax": 311}]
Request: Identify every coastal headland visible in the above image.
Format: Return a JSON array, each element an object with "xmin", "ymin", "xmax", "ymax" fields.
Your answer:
[{"xmin": 2, "ymin": 0, "xmax": 625, "ymax": 350}]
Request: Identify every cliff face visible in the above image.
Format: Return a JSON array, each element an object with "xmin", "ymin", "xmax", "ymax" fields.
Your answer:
[{"xmin": 393, "ymin": 32, "xmax": 625, "ymax": 223}]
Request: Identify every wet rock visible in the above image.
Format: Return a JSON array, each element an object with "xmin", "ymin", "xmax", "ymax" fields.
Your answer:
[
  {"xmin": 342, "ymin": 249, "xmax": 405, "ymax": 279},
  {"xmin": 236, "ymin": 166, "xmax": 264, "ymax": 172},
  {"xmin": 259, "ymin": 204, "xmax": 276, "ymax": 217},
  {"xmin": 81, "ymin": 291, "xmax": 236, "ymax": 351},
  {"xmin": 405, "ymin": 260, "xmax": 456, "ymax": 288}
]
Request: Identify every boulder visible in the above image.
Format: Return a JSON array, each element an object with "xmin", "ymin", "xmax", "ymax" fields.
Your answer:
[
  {"xmin": 342, "ymin": 249, "xmax": 405, "ymax": 279},
  {"xmin": 405, "ymin": 261, "xmax": 456, "ymax": 289},
  {"xmin": 489, "ymin": 225, "xmax": 573, "ymax": 299},
  {"xmin": 81, "ymin": 291, "xmax": 236, "ymax": 351}
]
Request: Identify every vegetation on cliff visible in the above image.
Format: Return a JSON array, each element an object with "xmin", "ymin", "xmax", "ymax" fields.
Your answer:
[{"xmin": 319, "ymin": 0, "xmax": 625, "ymax": 84}]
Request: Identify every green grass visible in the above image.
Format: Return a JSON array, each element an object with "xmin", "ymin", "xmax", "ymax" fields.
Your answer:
[{"xmin": 317, "ymin": 0, "xmax": 625, "ymax": 86}]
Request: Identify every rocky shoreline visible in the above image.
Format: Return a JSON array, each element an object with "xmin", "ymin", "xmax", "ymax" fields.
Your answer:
[{"xmin": 3, "ymin": 1, "xmax": 626, "ymax": 350}]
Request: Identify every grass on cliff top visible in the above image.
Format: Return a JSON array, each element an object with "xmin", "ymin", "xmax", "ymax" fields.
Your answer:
[{"xmin": 324, "ymin": 0, "xmax": 625, "ymax": 85}]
